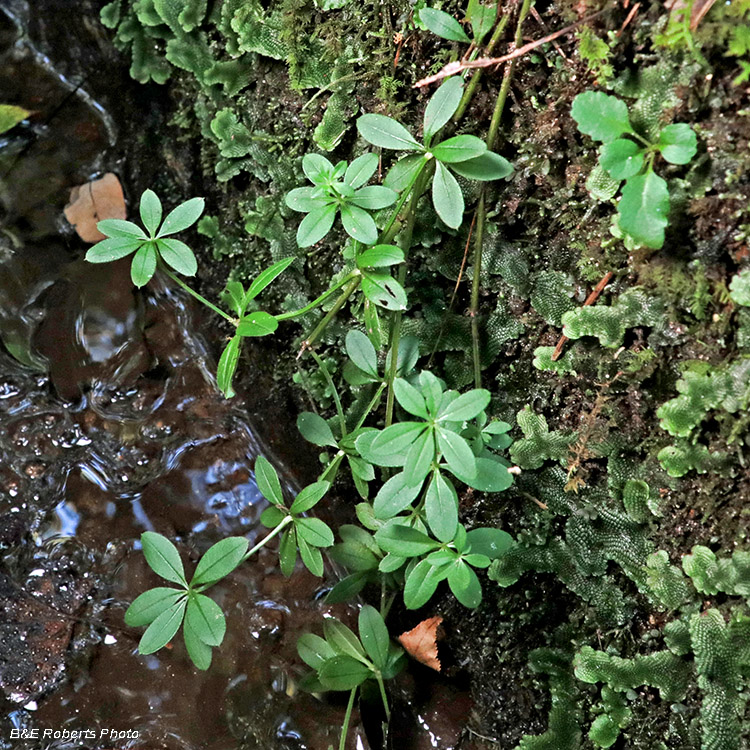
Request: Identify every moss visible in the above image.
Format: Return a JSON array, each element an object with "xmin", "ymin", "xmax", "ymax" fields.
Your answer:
[
  {"xmin": 683, "ymin": 545, "xmax": 750, "ymax": 598},
  {"xmin": 509, "ymin": 406, "xmax": 577, "ymax": 470}
]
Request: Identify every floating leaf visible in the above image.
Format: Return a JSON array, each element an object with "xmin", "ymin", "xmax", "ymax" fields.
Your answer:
[
  {"xmin": 185, "ymin": 594, "xmax": 226, "ymax": 646},
  {"xmin": 141, "ymin": 532, "xmax": 187, "ymax": 586},
  {"xmin": 191, "ymin": 537, "xmax": 248, "ymax": 586},
  {"xmin": 125, "ymin": 588, "xmax": 185, "ymax": 627},
  {"xmin": 138, "ymin": 598, "xmax": 187, "ymax": 654}
]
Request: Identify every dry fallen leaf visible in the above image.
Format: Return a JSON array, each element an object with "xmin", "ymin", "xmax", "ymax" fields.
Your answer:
[
  {"xmin": 64, "ymin": 172, "xmax": 126, "ymax": 243},
  {"xmin": 398, "ymin": 616, "xmax": 442, "ymax": 671}
]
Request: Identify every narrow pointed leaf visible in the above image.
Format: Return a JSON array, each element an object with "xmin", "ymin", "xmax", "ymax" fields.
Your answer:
[
  {"xmin": 125, "ymin": 587, "xmax": 185, "ymax": 627},
  {"xmin": 158, "ymin": 197, "xmax": 205, "ymax": 236},
  {"xmin": 237, "ymin": 310, "xmax": 279, "ymax": 337},
  {"xmin": 357, "ymin": 244, "xmax": 404, "ymax": 269},
  {"xmin": 96, "ymin": 219, "xmax": 147, "ymax": 239},
  {"xmin": 138, "ymin": 598, "xmax": 187, "ymax": 654},
  {"xmin": 85, "ymin": 237, "xmax": 141, "ymax": 263},
  {"xmin": 368, "ymin": 422, "xmax": 425, "ymax": 464},
  {"xmin": 279, "ymin": 527, "xmax": 297, "ymax": 576},
  {"xmin": 303, "ymin": 153, "xmax": 334, "ymax": 183},
  {"xmin": 345, "ymin": 329, "xmax": 379, "ymax": 377},
  {"xmin": 298, "ymin": 633, "xmax": 336, "ymax": 669},
  {"xmin": 344, "ymin": 153, "xmax": 379, "ymax": 188},
  {"xmin": 431, "ymin": 134, "xmax": 487, "ymax": 163},
  {"xmin": 404, "ymin": 559, "xmax": 447, "ymax": 609},
  {"xmin": 424, "ymin": 470, "xmax": 459, "ymax": 542},
  {"xmin": 296, "ymin": 517, "xmax": 334, "ymax": 547},
  {"xmin": 436, "ymin": 427, "xmax": 476, "ymax": 480},
  {"xmin": 246, "ymin": 257, "xmax": 296, "ymax": 300},
  {"xmin": 466, "ymin": 528, "xmax": 513, "ymax": 559},
  {"xmin": 290, "ymin": 481, "xmax": 330, "ymax": 514},
  {"xmin": 373, "ymin": 471, "xmax": 423, "ymax": 519},
  {"xmin": 375, "ymin": 522, "xmax": 440, "ymax": 557},
  {"xmin": 183, "ymin": 615, "xmax": 212, "ymax": 670},
  {"xmin": 424, "ymin": 76, "xmax": 464, "ymax": 141},
  {"xmin": 451, "ymin": 456, "xmax": 513, "ymax": 492},
  {"xmin": 357, "ymin": 114, "xmax": 422, "ymax": 151},
  {"xmin": 394, "ymin": 378, "xmax": 428, "ymax": 418},
  {"xmin": 384, "ymin": 154, "xmax": 426, "ymax": 192},
  {"xmin": 359, "ymin": 605, "xmax": 390, "ymax": 671},
  {"xmin": 297, "ymin": 534, "xmax": 324, "ymax": 576},
  {"xmin": 437, "ymin": 388, "xmax": 490, "ymax": 422},
  {"xmin": 216, "ymin": 336, "xmax": 241, "ymax": 399},
  {"xmin": 141, "ymin": 531, "xmax": 187, "ymax": 586},
  {"xmin": 185, "ymin": 594, "xmax": 226, "ymax": 646},
  {"xmin": 323, "ymin": 618, "xmax": 367, "ymax": 660},
  {"xmin": 285, "ymin": 186, "xmax": 322, "ymax": 212},
  {"xmin": 319, "ymin": 655, "xmax": 371, "ymax": 690},
  {"xmin": 447, "ymin": 561, "xmax": 482, "ymax": 608},
  {"xmin": 254, "ymin": 455, "xmax": 284, "ymax": 506},
  {"xmin": 130, "ymin": 243, "xmax": 158, "ymax": 287},
  {"xmin": 192, "ymin": 536, "xmax": 249, "ymax": 586},
  {"xmin": 350, "ymin": 185, "xmax": 398, "ymax": 210},
  {"xmin": 297, "ymin": 412, "xmax": 337, "ymax": 447},
  {"xmin": 340, "ymin": 203, "xmax": 378, "ymax": 245},
  {"xmin": 449, "ymin": 151, "xmax": 513, "ymax": 181},
  {"xmin": 361, "ymin": 272, "xmax": 408, "ymax": 310}
]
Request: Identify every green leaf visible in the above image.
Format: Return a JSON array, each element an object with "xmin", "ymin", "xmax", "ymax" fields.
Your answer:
[
  {"xmin": 296, "ymin": 517, "xmax": 334, "ymax": 547},
  {"xmin": 431, "ymin": 134, "xmax": 487, "ymax": 163},
  {"xmin": 297, "ymin": 412, "xmax": 338, "ymax": 447},
  {"xmin": 618, "ymin": 170, "xmax": 669, "ymax": 249},
  {"xmin": 329, "ymin": 539, "xmax": 379, "ymax": 572},
  {"xmin": 237, "ymin": 310, "xmax": 279, "ymax": 337},
  {"xmin": 436, "ymin": 427, "xmax": 476, "ymax": 480},
  {"xmin": 425, "ymin": 470, "xmax": 458, "ymax": 542},
  {"xmin": 368, "ymin": 422, "xmax": 425, "ymax": 464},
  {"xmin": 141, "ymin": 531, "xmax": 187, "ymax": 586},
  {"xmin": 384, "ymin": 154, "xmax": 426, "ymax": 192},
  {"xmin": 156, "ymin": 238, "xmax": 197, "ymax": 276},
  {"xmin": 394, "ymin": 378, "xmax": 428, "ymax": 418},
  {"xmin": 246, "ymin": 257, "xmax": 296, "ymax": 300},
  {"xmin": 319, "ymin": 655, "xmax": 371, "ymax": 690},
  {"xmin": 183, "ymin": 616, "xmax": 212, "ymax": 670},
  {"xmin": 158, "ymin": 197, "xmax": 205, "ymax": 236},
  {"xmin": 467, "ymin": 0, "xmax": 496, "ymax": 42},
  {"xmin": 221, "ymin": 281, "xmax": 246, "ymax": 316},
  {"xmin": 404, "ymin": 558, "xmax": 447, "ymax": 609},
  {"xmin": 357, "ymin": 114, "xmax": 422, "ymax": 151},
  {"xmin": 350, "ymin": 185, "xmax": 398, "ymax": 210},
  {"xmin": 185, "ymin": 594, "xmax": 226, "ymax": 646},
  {"xmin": 85, "ymin": 237, "xmax": 142, "ymax": 263},
  {"xmin": 325, "ymin": 572, "xmax": 369, "ymax": 603},
  {"xmin": 361, "ymin": 272, "xmax": 408, "ymax": 311},
  {"xmin": 449, "ymin": 151, "xmax": 513, "ymax": 181},
  {"xmin": 298, "ymin": 534, "xmax": 324, "ymax": 576},
  {"xmin": 340, "ymin": 203, "xmax": 378, "ymax": 245},
  {"xmin": 403, "ymin": 427, "xmax": 435, "ymax": 486},
  {"xmin": 125, "ymin": 587, "xmax": 185, "ymax": 627},
  {"xmin": 346, "ymin": 330, "xmax": 379, "ymax": 377},
  {"xmin": 279, "ymin": 527, "xmax": 297, "ymax": 576},
  {"xmin": 290, "ymin": 481, "xmax": 330, "ymax": 514},
  {"xmin": 191, "ymin": 537, "xmax": 248, "ymax": 586},
  {"xmin": 357, "ymin": 244, "xmax": 404, "ymax": 269},
  {"xmin": 254, "ymin": 455, "xmax": 284, "ymax": 506},
  {"xmin": 432, "ymin": 161, "xmax": 464, "ymax": 229},
  {"xmin": 216, "ymin": 336, "xmax": 241, "ymax": 399},
  {"xmin": 418, "ymin": 371, "xmax": 444, "ymax": 415},
  {"xmin": 451, "ymin": 456, "xmax": 513, "ymax": 492},
  {"xmin": 298, "ymin": 633, "xmax": 337, "ymax": 669},
  {"xmin": 379, "ymin": 553, "xmax": 407, "ymax": 573},
  {"xmin": 260, "ymin": 505, "xmax": 286, "ymax": 528},
  {"xmin": 419, "ymin": 7, "xmax": 471, "ymax": 42},
  {"xmin": 296, "ymin": 203, "xmax": 337, "ymax": 247},
  {"xmin": 424, "ymin": 77, "xmax": 464, "ymax": 141},
  {"xmin": 437, "ymin": 388, "xmax": 490, "ymax": 422},
  {"xmin": 138, "ymin": 598, "xmax": 187, "ymax": 654},
  {"xmin": 657, "ymin": 123, "xmax": 697, "ymax": 165},
  {"xmin": 599, "ymin": 139, "xmax": 644, "ymax": 180},
  {"xmin": 375, "ymin": 522, "xmax": 440, "ymax": 557},
  {"xmin": 139, "ymin": 189, "xmax": 163, "ymax": 236},
  {"xmin": 447, "ymin": 561, "xmax": 482, "ymax": 608},
  {"xmin": 285, "ymin": 186, "xmax": 323, "ymax": 212},
  {"xmin": 466, "ymin": 527, "xmax": 513, "ymax": 559},
  {"xmin": 364, "ymin": 298, "xmax": 382, "ymax": 350},
  {"xmin": 96, "ymin": 219, "xmax": 147, "ymax": 240},
  {"xmin": 130, "ymin": 243, "xmax": 158, "ymax": 287},
  {"xmin": 345, "ymin": 153, "xmax": 379, "ymax": 189},
  {"xmin": 571, "ymin": 91, "xmax": 633, "ymax": 143},
  {"xmin": 359, "ymin": 605, "xmax": 390, "ymax": 671},
  {"xmin": 303, "ymin": 153, "xmax": 334, "ymax": 183},
  {"xmin": 373, "ymin": 471, "xmax": 423, "ymax": 518},
  {"xmin": 0, "ymin": 104, "xmax": 30, "ymax": 135},
  {"xmin": 323, "ymin": 618, "xmax": 367, "ymax": 660}
]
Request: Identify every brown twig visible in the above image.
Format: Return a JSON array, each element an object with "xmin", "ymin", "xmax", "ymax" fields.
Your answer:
[
  {"xmin": 414, "ymin": 9, "xmax": 607, "ymax": 88},
  {"xmin": 617, "ymin": 2, "xmax": 640, "ymax": 36},
  {"xmin": 551, "ymin": 271, "xmax": 614, "ymax": 361},
  {"xmin": 530, "ymin": 7, "xmax": 568, "ymax": 60}
]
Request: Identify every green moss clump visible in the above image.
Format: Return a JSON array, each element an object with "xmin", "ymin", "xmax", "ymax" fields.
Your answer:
[
  {"xmin": 682, "ymin": 546, "xmax": 750, "ymax": 598},
  {"xmin": 509, "ymin": 406, "xmax": 577, "ymax": 470},
  {"xmin": 530, "ymin": 271, "xmax": 576, "ymax": 327},
  {"xmin": 729, "ymin": 269, "xmax": 750, "ymax": 307},
  {"xmin": 645, "ymin": 550, "xmax": 692, "ymax": 610},
  {"xmin": 532, "ymin": 346, "xmax": 577, "ymax": 376}
]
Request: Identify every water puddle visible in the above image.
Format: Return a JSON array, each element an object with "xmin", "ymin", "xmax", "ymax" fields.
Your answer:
[{"xmin": 0, "ymin": 6, "xmax": 368, "ymax": 748}]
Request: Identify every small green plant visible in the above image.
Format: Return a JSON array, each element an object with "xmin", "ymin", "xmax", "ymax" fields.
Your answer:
[
  {"xmin": 571, "ymin": 90, "xmax": 697, "ymax": 249},
  {"xmin": 418, "ymin": 1, "xmax": 497, "ymax": 45},
  {"xmin": 125, "ymin": 457, "xmax": 333, "ymax": 669},
  {"xmin": 730, "ymin": 268, "xmax": 750, "ymax": 306},
  {"xmin": 285, "ymin": 153, "xmax": 398, "ymax": 246}
]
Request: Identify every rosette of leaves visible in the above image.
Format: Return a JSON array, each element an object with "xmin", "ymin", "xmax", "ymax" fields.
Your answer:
[
  {"xmin": 124, "ymin": 531, "xmax": 249, "ymax": 670},
  {"xmin": 216, "ymin": 257, "xmax": 295, "ymax": 397},
  {"xmin": 86, "ymin": 189, "xmax": 205, "ymax": 286},
  {"xmin": 254, "ymin": 456, "xmax": 335, "ymax": 577},
  {"xmin": 285, "ymin": 153, "xmax": 398, "ymax": 247},
  {"xmin": 357, "ymin": 77, "xmax": 513, "ymax": 229},
  {"xmin": 571, "ymin": 90, "xmax": 697, "ymax": 249},
  {"xmin": 297, "ymin": 606, "xmax": 405, "ymax": 695}
]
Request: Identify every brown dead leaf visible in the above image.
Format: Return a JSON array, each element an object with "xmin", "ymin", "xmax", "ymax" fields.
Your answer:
[
  {"xmin": 398, "ymin": 616, "xmax": 442, "ymax": 671},
  {"xmin": 64, "ymin": 173, "xmax": 126, "ymax": 243}
]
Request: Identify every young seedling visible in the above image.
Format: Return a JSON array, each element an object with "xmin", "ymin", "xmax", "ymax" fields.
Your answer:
[{"xmin": 571, "ymin": 90, "xmax": 697, "ymax": 249}]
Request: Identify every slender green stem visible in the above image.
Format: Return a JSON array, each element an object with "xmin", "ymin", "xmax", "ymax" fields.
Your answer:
[
  {"xmin": 468, "ymin": 0, "xmax": 533, "ymax": 388},
  {"xmin": 453, "ymin": 13, "xmax": 511, "ymax": 123},
  {"xmin": 375, "ymin": 673, "xmax": 391, "ymax": 722},
  {"xmin": 302, "ymin": 276, "xmax": 362, "ymax": 351},
  {"xmin": 161, "ymin": 267, "xmax": 237, "ymax": 324},
  {"xmin": 319, "ymin": 450, "xmax": 345, "ymax": 482},
  {"xmin": 275, "ymin": 271, "xmax": 359, "ymax": 322},
  {"xmin": 310, "ymin": 349, "xmax": 346, "ymax": 437},
  {"xmin": 338, "ymin": 687, "xmax": 358, "ymax": 750},
  {"xmin": 379, "ymin": 156, "xmax": 430, "ymax": 246},
  {"xmin": 355, "ymin": 382, "xmax": 386, "ymax": 431},
  {"xmin": 242, "ymin": 514, "xmax": 293, "ymax": 562},
  {"xmin": 384, "ymin": 166, "xmax": 432, "ymax": 426}
]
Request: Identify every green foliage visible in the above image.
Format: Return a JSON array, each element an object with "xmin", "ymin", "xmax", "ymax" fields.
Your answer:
[
  {"xmin": 297, "ymin": 605, "xmax": 406, "ymax": 692},
  {"xmin": 644, "ymin": 550, "xmax": 691, "ymax": 610},
  {"xmin": 86, "ymin": 189, "xmax": 204, "ymax": 286},
  {"xmin": 509, "ymin": 406, "xmax": 577, "ymax": 470},
  {"xmin": 125, "ymin": 532, "xmax": 248, "ymax": 669},
  {"xmin": 683, "ymin": 546, "xmax": 750, "ymax": 598},
  {"xmin": 576, "ymin": 26, "xmax": 613, "ymax": 83},
  {"xmin": 589, "ymin": 687, "xmax": 631, "ymax": 748},
  {"xmin": 532, "ymin": 346, "xmax": 577, "ymax": 376},
  {"xmin": 561, "ymin": 289, "xmax": 666, "ymax": 349},
  {"xmin": 729, "ymin": 269, "xmax": 750, "ymax": 307},
  {"xmin": 530, "ymin": 270, "xmax": 576, "ymax": 327},
  {"xmin": 572, "ymin": 90, "xmax": 697, "ymax": 248},
  {"xmin": 0, "ymin": 104, "xmax": 30, "ymax": 135}
]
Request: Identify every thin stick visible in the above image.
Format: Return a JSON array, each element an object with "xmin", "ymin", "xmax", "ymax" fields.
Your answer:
[
  {"xmin": 551, "ymin": 271, "xmax": 614, "ymax": 361},
  {"xmin": 415, "ymin": 9, "xmax": 606, "ymax": 88}
]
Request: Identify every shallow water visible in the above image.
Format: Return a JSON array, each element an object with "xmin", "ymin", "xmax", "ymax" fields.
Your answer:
[{"xmin": 0, "ymin": 7, "xmax": 367, "ymax": 749}]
